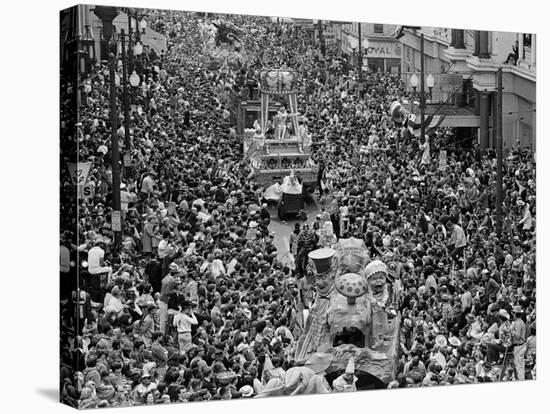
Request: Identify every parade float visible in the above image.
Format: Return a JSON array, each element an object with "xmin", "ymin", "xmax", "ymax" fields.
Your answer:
[
  {"xmin": 294, "ymin": 239, "xmax": 403, "ymax": 389},
  {"xmin": 237, "ymin": 68, "xmax": 318, "ymax": 191},
  {"xmin": 199, "ymin": 17, "xmax": 247, "ymax": 70}
]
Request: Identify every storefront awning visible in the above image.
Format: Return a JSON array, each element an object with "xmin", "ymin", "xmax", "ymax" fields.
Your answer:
[{"xmin": 411, "ymin": 104, "xmax": 480, "ymax": 128}]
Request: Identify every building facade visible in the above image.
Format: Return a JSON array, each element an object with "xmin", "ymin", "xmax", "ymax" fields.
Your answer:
[
  {"xmin": 332, "ymin": 22, "xmax": 402, "ymax": 74},
  {"xmin": 400, "ymin": 27, "xmax": 536, "ymax": 150},
  {"xmin": 463, "ymin": 31, "xmax": 536, "ymax": 150}
]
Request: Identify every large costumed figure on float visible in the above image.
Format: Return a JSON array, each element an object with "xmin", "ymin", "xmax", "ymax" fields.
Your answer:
[
  {"xmin": 200, "ymin": 18, "xmax": 246, "ymax": 70},
  {"xmin": 291, "ymin": 238, "xmax": 403, "ymax": 389}
]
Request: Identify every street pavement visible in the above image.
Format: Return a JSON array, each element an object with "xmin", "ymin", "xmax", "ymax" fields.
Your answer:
[{"xmin": 267, "ymin": 195, "xmax": 320, "ymax": 268}]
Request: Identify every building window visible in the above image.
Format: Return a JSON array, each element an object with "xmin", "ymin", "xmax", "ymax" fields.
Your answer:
[{"xmin": 374, "ymin": 24, "xmax": 384, "ymax": 34}]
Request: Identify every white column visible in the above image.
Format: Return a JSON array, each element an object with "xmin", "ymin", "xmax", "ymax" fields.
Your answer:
[{"xmin": 531, "ymin": 35, "xmax": 536, "ymax": 66}]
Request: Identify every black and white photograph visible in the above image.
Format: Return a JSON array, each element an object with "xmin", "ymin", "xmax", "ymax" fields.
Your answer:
[{"xmin": 56, "ymin": 3, "xmax": 539, "ymax": 409}]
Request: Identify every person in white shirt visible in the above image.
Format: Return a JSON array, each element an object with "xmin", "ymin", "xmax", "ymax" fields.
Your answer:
[
  {"xmin": 104, "ymin": 286, "xmax": 124, "ymax": 314},
  {"xmin": 173, "ymin": 303, "xmax": 198, "ymax": 354},
  {"xmin": 419, "ymin": 136, "xmax": 431, "ymax": 166},
  {"xmin": 518, "ymin": 201, "xmax": 533, "ymax": 231},
  {"xmin": 87, "ymin": 240, "xmax": 112, "ymax": 282},
  {"xmin": 446, "ymin": 220, "xmax": 467, "ymax": 263},
  {"xmin": 158, "ymin": 231, "xmax": 178, "ymax": 276},
  {"xmin": 157, "ymin": 231, "xmax": 176, "ymax": 259},
  {"xmin": 140, "ymin": 172, "xmax": 156, "ymax": 200},
  {"xmin": 200, "ymin": 254, "xmax": 226, "ymax": 278},
  {"xmin": 192, "ymin": 198, "xmax": 206, "ymax": 209},
  {"xmin": 196, "ymin": 207, "xmax": 211, "ymax": 223},
  {"xmin": 120, "ymin": 183, "xmax": 138, "ymax": 214}
]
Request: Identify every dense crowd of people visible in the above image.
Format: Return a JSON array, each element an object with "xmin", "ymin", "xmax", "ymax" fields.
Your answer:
[{"xmin": 60, "ymin": 10, "xmax": 536, "ymax": 408}]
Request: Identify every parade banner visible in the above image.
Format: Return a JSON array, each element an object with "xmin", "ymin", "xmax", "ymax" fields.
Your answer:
[{"xmin": 68, "ymin": 162, "xmax": 92, "ymax": 186}]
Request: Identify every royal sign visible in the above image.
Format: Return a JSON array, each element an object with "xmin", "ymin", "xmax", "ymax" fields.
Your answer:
[{"xmin": 365, "ymin": 42, "xmax": 402, "ymax": 59}]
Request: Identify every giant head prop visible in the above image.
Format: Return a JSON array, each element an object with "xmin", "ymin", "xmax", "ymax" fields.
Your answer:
[
  {"xmin": 308, "ymin": 248, "xmax": 337, "ymax": 296},
  {"xmin": 365, "ymin": 260, "xmax": 389, "ymax": 297}
]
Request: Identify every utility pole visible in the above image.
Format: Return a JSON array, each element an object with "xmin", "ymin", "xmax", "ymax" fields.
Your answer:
[
  {"xmin": 135, "ymin": 10, "xmax": 141, "ymax": 44},
  {"xmin": 358, "ymin": 23, "xmax": 363, "ymax": 83},
  {"xmin": 420, "ymin": 32, "xmax": 426, "ymax": 143},
  {"xmin": 109, "ymin": 52, "xmax": 122, "ymax": 249},
  {"xmin": 496, "ymin": 67, "xmax": 503, "ymax": 236}
]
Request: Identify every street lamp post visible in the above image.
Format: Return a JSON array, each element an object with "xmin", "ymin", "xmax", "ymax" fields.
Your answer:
[
  {"xmin": 409, "ymin": 69, "xmax": 434, "ymax": 142},
  {"xmin": 420, "ymin": 33, "xmax": 426, "ymax": 142},
  {"xmin": 426, "ymin": 74, "xmax": 435, "ymax": 100},
  {"xmin": 109, "ymin": 51, "xmax": 122, "ymax": 250},
  {"xmin": 358, "ymin": 23, "xmax": 363, "ymax": 83},
  {"xmin": 409, "ymin": 73, "xmax": 418, "ymax": 112},
  {"xmin": 127, "ymin": 11, "xmax": 134, "ymax": 75},
  {"xmin": 120, "ymin": 29, "xmax": 132, "ymax": 177},
  {"xmin": 318, "ymin": 19, "xmax": 326, "ymax": 57}
]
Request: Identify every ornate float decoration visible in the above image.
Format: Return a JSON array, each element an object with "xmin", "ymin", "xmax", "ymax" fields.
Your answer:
[
  {"xmin": 294, "ymin": 238, "xmax": 403, "ymax": 386},
  {"xmin": 199, "ymin": 17, "xmax": 247, "ymax": 70}
]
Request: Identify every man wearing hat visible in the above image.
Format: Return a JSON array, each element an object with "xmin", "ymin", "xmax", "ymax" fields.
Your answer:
[
  {"xmin": 510, "ymin": 305, "xmax": 527, "ymax": 380},
  {"xmin": 486, "ymin": 309, "xmax": 513, "ymax": 364},
  {"xmin": 332, "ymin": 357, "xmax": 358, "ymax": 392},
  {"xmin": 293, "ymin": 248, "xmax": 336, "ymax": 361},
  {"xmin": 133, "ymin": 372, "xmax": 157, "ymax": 403}
]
